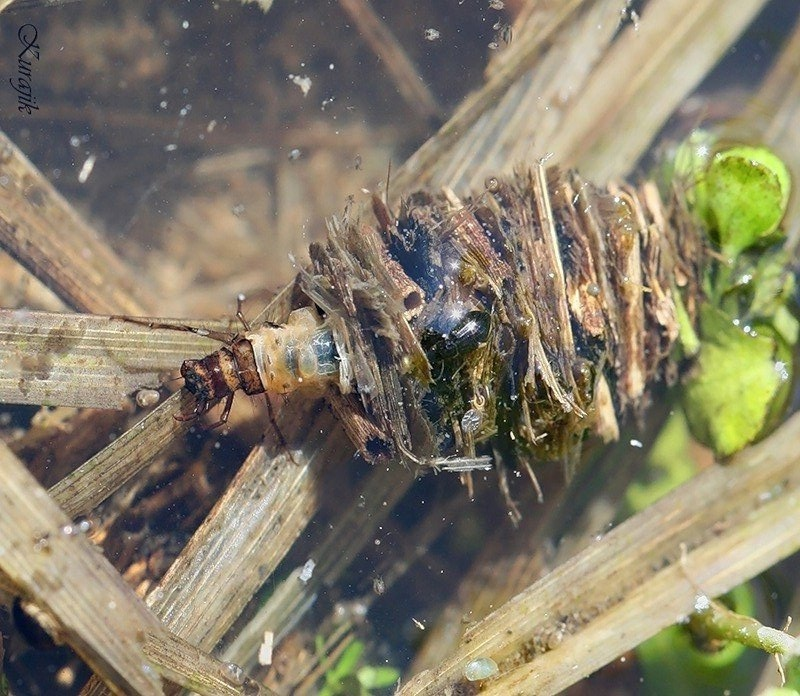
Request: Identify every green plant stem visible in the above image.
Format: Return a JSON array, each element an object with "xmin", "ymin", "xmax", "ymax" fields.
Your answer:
[{"xmin": 690, "ymin": 598, "xmax": 800, "ymax": 658}]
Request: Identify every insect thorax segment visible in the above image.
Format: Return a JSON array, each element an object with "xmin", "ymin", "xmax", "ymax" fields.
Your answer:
[
  {"xmin": 248, "ymin": 307, "xmax": 339, "ymax": 394},
  {"xmin": 180, "ymin": 347, "xmax": 243, "ymax": 403}
]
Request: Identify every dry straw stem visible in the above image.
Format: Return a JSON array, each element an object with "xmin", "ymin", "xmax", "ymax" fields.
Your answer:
[
  {"xmin": 222, "ymin": 460, "xmax": 417, "ymax": 671},
  {"xmin": 142, "ymin": 442, "xmax": 322, "ymax": 647},
  {"xmin": 0, "ymin": 441, "xmax": 267, "ymax": 696},
  {"xmin": 0, "ymin": 131, "xmax": 155, "ymax": 315},
  {"xmin": 398, "ymin": 411, "xmax": 800, "ymax": 696},
  {"xmin": 406, "ymin": 416, "xmax": 667, "ymax": 676},
  {"xmin": 434, "ymin": 0, "xmax": 623, "ymax": 190},
  {"xmin": 545, "ymin": 0, "xmax": 768, "ymax": 181},
  {"xmin": 394, "ymin": 0, "xmax": 770, "ymax": 193},
  {"xmin": 78, "ymin": 414, "xmax": 349, "ymax": 696},
  {"xmin": 139, "ymin": 631, "xmax": 272, "ymax": 696},
  {"xmin": 0, "ymin": 442, "xmax": 161, "ymax": 695},
  {"xmin": 48, "ymin": 391, "xmax": 196, "ymax": 518},
  {"xmin": 745, "ymin": 10, "xmax": 800, "ymax": 249},
  {"xmin": 336, "ymin": 0, "xmax": 443, "ymax": 123},
  {"xmin": 0, "ymin": 309, "xmax": 223, "ymax": 409},
  {"xmin": 390, "ymin": 0, "xmax": 585, "ymax": 193}
]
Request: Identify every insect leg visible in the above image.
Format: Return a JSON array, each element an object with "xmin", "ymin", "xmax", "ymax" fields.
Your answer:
[
  {"xmin": 263, "ymin": 394, "xmax": 296, "ymax": 463},
  {"xmin": 204, "ymin": 393, "xmax": 235, "ymax": 430}
]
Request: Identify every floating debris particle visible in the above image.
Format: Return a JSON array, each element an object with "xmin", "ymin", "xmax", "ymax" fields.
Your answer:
[
  {"xmin": 298, "ymin": 558, "xmax": 315, "ymax": 584},
  {"xmin": 288, "ymin": 73, "xmax": 312, "ymax": 96},
  {"xmin": 373, "ymin": 575, "xmax": 386, "ymax": 595},
  {"xmin": 258, "ymin": 631, "xmax": 273, "ymax": 666},
  {"xmin": 77, "ymin": 154, "xmax": 96, "ymax": 183}
]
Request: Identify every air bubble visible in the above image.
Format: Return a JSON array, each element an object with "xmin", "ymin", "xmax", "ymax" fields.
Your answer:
[
  {"xmin": 224, "ymin": 662, "xmax": 245, "ymax": 685},
  {"xmin": 774, "ymin": 361, "xmax": 789, "ymax": 382},
  {"xmin": 461, "ymin": 408, "xmax": 482, "ymax": 433},
  {"xmin": 464, "ymin": 657, "xmax": 499, "ymax": 681},
  {"xmin": 135, "ymin": 389, "xmax": 161, "ymax": 408}
]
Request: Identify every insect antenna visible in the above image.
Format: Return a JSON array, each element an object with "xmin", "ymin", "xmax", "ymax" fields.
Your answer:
[
  {"xmin": 234, "ymin": 293, "xmax": 251, "ymax": 332},
  {"xmin": 112, "ymin": 314, "xmax": 236, "ymax": 344}
]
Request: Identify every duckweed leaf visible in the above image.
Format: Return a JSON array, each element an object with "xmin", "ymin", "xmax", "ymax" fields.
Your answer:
[
  {"xmin": 705, "ymin": 146, "xmax": 791, "ymax": 257},
  {"xmin": 682, "ymin": 305, "xmax": 792, "ymax": 457}
]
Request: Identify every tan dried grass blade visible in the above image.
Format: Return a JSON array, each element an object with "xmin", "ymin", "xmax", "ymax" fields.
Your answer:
[
  {"xmin": 0, "ymin": 439, "xmax": 165, "ymax": 695},
  {"xmin": 398, "ymin": 412, "xmax": 800, "ymax": 695},
  {"xmin": 0, "ymin": 445, "xmax": 276, "ymax": 695},
  {"xmin": 549, "ymin": 0, "xmax": 770, "ymax": 180},
  {"xmin": 49, "ymin": 391, "xmax": 195, "ymax": 518},
  {"xmin": 0, "ymin": 309, "xmax": 224, "ymax": 409},
  {"xmin": 0, "ymin": 130, "xmax": 154, "ymax": 314}
]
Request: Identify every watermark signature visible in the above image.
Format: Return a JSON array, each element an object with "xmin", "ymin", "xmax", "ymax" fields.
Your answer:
[{"xmin": 9, "ymin": 23, "xmax": 40, "ymax": 114}]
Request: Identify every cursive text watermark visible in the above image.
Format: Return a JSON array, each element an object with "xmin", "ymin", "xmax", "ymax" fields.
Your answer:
[{"xmin": 10, "ymin": 23, "xmax": 40, "ymax": 114}]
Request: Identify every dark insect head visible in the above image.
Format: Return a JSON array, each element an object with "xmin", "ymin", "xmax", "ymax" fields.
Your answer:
[{"xmin": 177, "ymin": 330, "xmax": 266, "ymax": 427}]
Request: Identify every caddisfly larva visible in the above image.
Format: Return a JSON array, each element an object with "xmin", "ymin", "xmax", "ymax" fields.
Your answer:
[
  {"xmin": 179, "ymin": 305, "xmax": 345, "ymax": 426},
  {"xmin": 125, "ymin": 300, "xmax": 346, "ymax": 427}
]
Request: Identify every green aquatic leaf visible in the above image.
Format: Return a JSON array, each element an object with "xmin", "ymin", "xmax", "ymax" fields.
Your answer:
[
  {"xmin": 720, "ymin": 246, "xmax": 794, "ymax": 319},
  {"xmin": 682, "ymin": 305, "xmax": 792, "ymax": 457},
  {"xmin": 357, "ymin": 665, "xmax": 401, "ymax": 689},
  {"xmin": 704, "ymin": 146, "xmax": 791, "ymax": 257},
  {"xmin": 330, "ymin": 641, "xmax": 365, "ymax": 682},
  {"xmin": 672, "ymin": 133, "xmax": 791, "ymax": 259},
  {"xmin": 623, "ymin": 409, "xmax": 696, "ymax": 514}
]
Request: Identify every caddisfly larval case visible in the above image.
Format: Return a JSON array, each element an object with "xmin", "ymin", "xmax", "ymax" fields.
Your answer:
[
  {"xmin": 296, "ymin": 161, "xmax": 703, "ymax": 473},
  {"xmin": 177, "ymin": 160, "xmax": 703, "ymax": 478}
]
